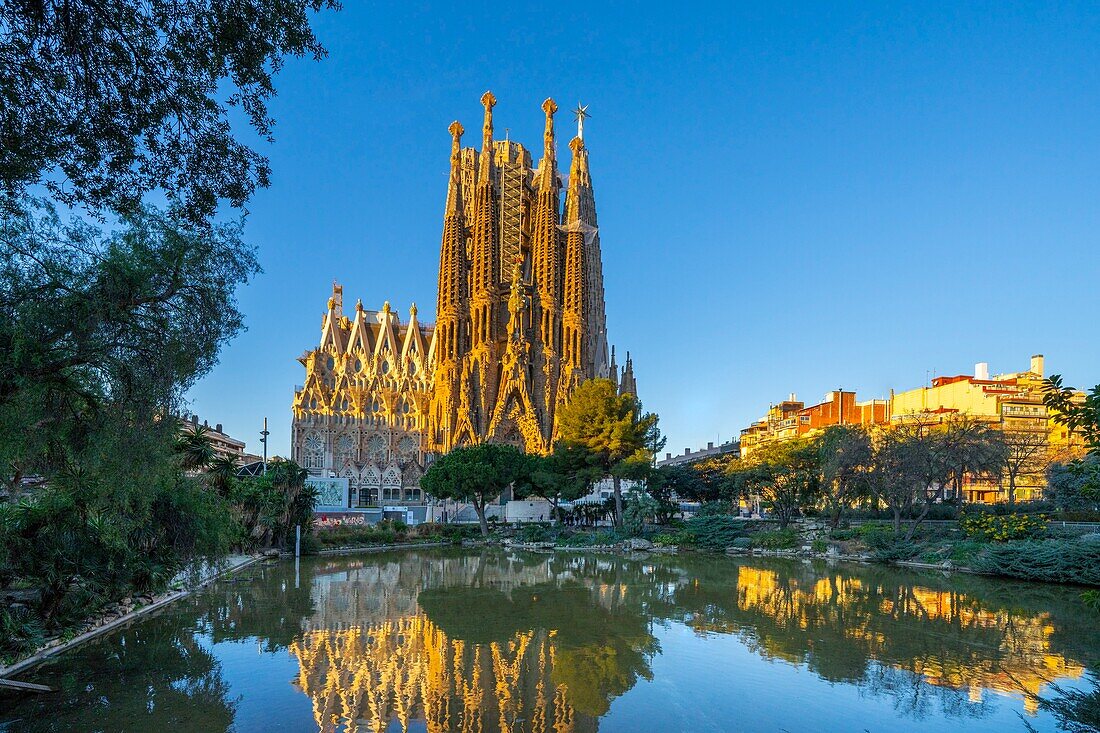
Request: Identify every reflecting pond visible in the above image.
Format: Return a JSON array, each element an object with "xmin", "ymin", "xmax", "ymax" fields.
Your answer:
[{"xmin": 2, "ymin": 548, "xmax": 1098, "ymax": 732}]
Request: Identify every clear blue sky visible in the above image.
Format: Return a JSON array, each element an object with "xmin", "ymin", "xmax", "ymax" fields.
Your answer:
[{"xmin": 185, "ymin": 1, "xmax": 1100, "ymax": 458}]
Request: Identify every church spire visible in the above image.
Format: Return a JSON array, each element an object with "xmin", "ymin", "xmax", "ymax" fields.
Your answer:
[
  {"xmin": 479, "ymin": 91, "xmax": 496, "ymax": 180},
  {"xmin": 560, "ymin": 136, "xmax": 592, "ymax": 377},
  {"xmin": 619, "ymin": 351, "xmax": 636, "ymax": 397},
  {"xmin": 533, "ymin": 99, "xmax": 562, "ymax": 338},
  {"xmin": 470, "ymin": 91, "xmax": 501, "ymax": 347},
  {"xmin": 444, "ymin": 120, "xmax": 464, "ymax": 217},
  {"xmin": 435, "ymin": 120, "xmax": 469, "ymax": 365}
]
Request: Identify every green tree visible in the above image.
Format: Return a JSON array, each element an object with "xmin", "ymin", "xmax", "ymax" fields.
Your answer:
[
  {"xmin": 1, "ymin": 201, "xmax": 259, "ymax": 488},
  {"xmin": 728, "ymin": 438, "xmax": 820, "ymax": 528},
  {"xmin": 1045, "ymin": 376, "xmax": 1100, "ymax": 455},
  {"xmin": 232, "ymin": 459, "xmax": 315, "ymax": 549},
  {"xmin": 646, "ymin": 466, "xmax": 688, "ymax": 523},
  {"xmin": 515, "ymin": 447, "xmax": 593, "ymax": 523},
  {"xmin": 1046, "ymin": 456, "xmax": 1100, "ymax": 510},
  {"xmin": 1045, "ymin": 376, "xmax": 1100, "ymax": 503},
  {"xmin": 556, "ymin": 379, "xmax": 662, "ymax": 527},
  {"xmin": 421, "ymin": 443, "xmax": 527, "ymax": 537},
  {"xmin": 177, "ymin": 425, "xmax": 216, "ymax": 473},
  {"xmin": 2, "ymin": 0, "xmax": 338, "ymax": 221},
  {"xmin": 816, "ymin": 425, "xmax": 872, "ymax": 527}
]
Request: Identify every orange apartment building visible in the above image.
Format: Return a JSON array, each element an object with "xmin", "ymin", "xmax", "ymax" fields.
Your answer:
[
  {"xmin": 735, "ymin": 354, "xmax": 1088, "ymax": 503},
  {"xmin": 739, "ymin": 390, "xmax": 890, "ymax": 460}
]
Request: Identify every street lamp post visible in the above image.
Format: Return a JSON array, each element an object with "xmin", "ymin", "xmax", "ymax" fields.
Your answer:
[{"xmin": 260, "ymin": 417, "xmax": 270, "ymax": 475}]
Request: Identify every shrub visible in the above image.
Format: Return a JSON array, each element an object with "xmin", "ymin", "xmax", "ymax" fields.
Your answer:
[
  {"xmin": 752, "ymin": 529, "xmax": 799, "ymax": 550},
  {"xmin": 298, "ymin": 532, "xmax": 322, "ymax": 555},
  {"xmin": 1057, "ymin": 510, "xmax": 1100, "ymax": 522},
  {"xmin": 871, "ymin": 542, "xmax": 920, "ymax": 563},
  {"xmin": 730, "ymin": 537, "xmax": 753, "ymax": 549},
  {"xmin": 811, "ymin": 538, "xmax": 828, "ymax": 553},
  {"xmin": 652, "ymin": 532, "xmax": 691, "ymax": 547},
  {"xmin": 971, "ymin": 539, "xmax": 1100, "ymax": 586},
  {"xmin": 696, "ymin": 501, "xmax": 733, "ymax": 517},
  {"xmin": 856, "ymin": 523, "xmax": 896, "ymax": 550},
  {"xmin": 517, "ymin": 523, "xmax": 554, "ymax": 543},
  {"xmin": 960, "ymin": 513, "xmax": 1047, "ymax": 542},
  {"xmin": 412, "ymin": 522, "xmax": 478, "ymax": 543},
  {"xmin": 557, "ymin": 529, "xmax": 626, "ymax": 547},
  {"xmin": 0, "ymin": 606, "xmax": 45, "ymax": 660},
  {"xmin": 683, "ymin": 514, "xmax": 746, "ymax": 551},
  {"xmin": 316, "ymin": 524, "xmax": 403, "ymax": 548}
]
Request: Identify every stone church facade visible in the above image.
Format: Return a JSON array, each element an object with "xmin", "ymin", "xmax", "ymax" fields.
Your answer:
[{"xmin": 291, "ymin": 93, "xmax": 637, "ymax": 508}]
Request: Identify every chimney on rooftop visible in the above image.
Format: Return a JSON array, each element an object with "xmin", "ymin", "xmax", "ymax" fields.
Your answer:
[
  {"xmin": 789, "ymin": 392, "xmax": 796, "ymax": 402},
  {"xmin": 1031, "ymin": 354, "xmax": 1044, "ymax": 377},
  {"xmin": 708, "ymin": 442, "xmax": 714, "ymax": 450},
  {"xmin": 665, "ymin": 452, "xmax": 671, "ymax": 461},
  {"xmin": 215, "ymin": 423, "xmax": 223, "ymax": 433},
  {"xmin": 975, "ymin": 362, "xmax": 989, "ymax": 380}
]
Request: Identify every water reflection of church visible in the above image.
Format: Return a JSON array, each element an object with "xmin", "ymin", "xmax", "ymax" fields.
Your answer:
[
  {"xmin": 283, "ymin": 551, "xmax": 1091, "ymax": 732},
  {"xmin": 286, "ymin": 552, "xmax": 656, "ymax": 733}
]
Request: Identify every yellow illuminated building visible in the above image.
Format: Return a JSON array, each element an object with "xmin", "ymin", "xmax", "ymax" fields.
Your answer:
[
  {"xmin": 890, "ymin": 354, "xmax": 1087, "ymax": 501},
  {"xmin": 736, "ymin": 354, "xmax": 1088, "ymax": 501},
  {"xmin": 291, "ymin": 94, "xmax": 638, "ymax": 507}
]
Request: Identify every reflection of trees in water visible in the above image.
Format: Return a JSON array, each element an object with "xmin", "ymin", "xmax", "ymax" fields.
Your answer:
[
  {"xmin": 420, "ymin": 579, "xmax": 659, "ymax": 718},
  {"xmin": 1022, "ymin": 670, "xmax": 1100, "ymax": 733},
  {"xmin": 860, "ymin": 662, "xmax": 993, "ymax": 721},
  {"xmin": 288, "ymin": 550, "xmax": 1099, "ymax": 730},
  {"xmin": 1, "ymin": 608, "xmax": 237, "ymax": 733},
  {"xmin": 6, "ymin": 550, "xmax": 1097, "ymax": 733},
  {"xmin": 650, "ymin": 556, "xmax": 1096, "ymax": 719},
  {"xmin": 198, "ymin": 562, "xmax": 319, "ymax": 651}
]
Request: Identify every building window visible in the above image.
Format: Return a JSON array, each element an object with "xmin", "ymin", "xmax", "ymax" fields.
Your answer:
[
  {"xmin": 404, "ymin": 488, "xmax": 421, "ymax": 502},
  {"xmin": 383, "ymin": 486, "xmax": 402, "ymax": 502},
  {"xmin": 304, "ymin": 432, "xmax": 324, "ymax": 470}
]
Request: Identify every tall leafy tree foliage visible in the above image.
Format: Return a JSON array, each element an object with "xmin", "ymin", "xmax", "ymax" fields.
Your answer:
[
  {"xmin": 515, "ymin": 446, "xmax": 593, "ymax": 522},
  {"xmin": 869, "ymin": 415, "xmax": 1004, "ymax": 538},
  {"xmin": 727, "ymin": 438, "xmax": 820, "ymax": 528},
  {"xmin": 1, "ymin": 200, "xmax": 259, "ymax": 492},
  {"xmin": 421, "ymin": 443, "xmax": 528, "ymax": 537},
  {"xmin": 817, "ymin": 425, "xmax": 872, "ymax": 527},
  {"xmin": 1045, "ymin": 375, "xmax": 1100, "ymax": 502},
  {"xmin": 0, "ymin": 0, "xmax": 331, "ymax": 659},
  {"xmin": 1, "ymin": 0, "xmax": 339, "ymax": 221},
  {"xmin": 555, "ymin": 379, "xmax": 663, "ymax": 527},
  {"xmin": 0, "ymin": 182, "xmax": 260, "ymax": 653}
]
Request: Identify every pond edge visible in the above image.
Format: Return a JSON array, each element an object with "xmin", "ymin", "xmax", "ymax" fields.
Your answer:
[{"xmin": 0, "ymin": 553, "xmax": 265, "ymax": 680}]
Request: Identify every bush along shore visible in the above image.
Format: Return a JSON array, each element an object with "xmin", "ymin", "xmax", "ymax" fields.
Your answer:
[
  {"xmin": 0, "ymin": 553, "xmax": 267, "ymax": 676},
  {"xmin": 308, "ymin": 510, "xmax": 1100, "ymax": 588}
]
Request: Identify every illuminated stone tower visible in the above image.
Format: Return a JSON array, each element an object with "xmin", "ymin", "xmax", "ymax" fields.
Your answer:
[
  {"xmin": 292, "ymin": 93, "xmax": 633, "ymax": 503},
  {"xmin": 466, "ymin": 92, "xmax": 503, "ymax": 441}
]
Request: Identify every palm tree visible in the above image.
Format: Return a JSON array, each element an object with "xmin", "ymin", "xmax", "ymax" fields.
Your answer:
[
  {"xmin": 177, "ymin": 425, "xmax": 215, "ymax": 472},
  {"xmin": 206, "ymin": 455, "xmax": 238, "ymax": 496}
]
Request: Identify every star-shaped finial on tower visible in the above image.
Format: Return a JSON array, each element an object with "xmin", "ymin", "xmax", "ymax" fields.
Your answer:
[{"xmin": 572, "ymin": 103, "xmax": 590, "ymax": 140}]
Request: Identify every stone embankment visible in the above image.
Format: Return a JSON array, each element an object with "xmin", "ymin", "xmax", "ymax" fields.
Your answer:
[{"xmin": 0, "ymin": 553, "xmax": 264, "ymax": 679}]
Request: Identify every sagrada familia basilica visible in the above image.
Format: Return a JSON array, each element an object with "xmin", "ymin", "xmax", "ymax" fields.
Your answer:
[{"xmin": 291, "ymin": 93, "xmax": 636, "ymax": 509}]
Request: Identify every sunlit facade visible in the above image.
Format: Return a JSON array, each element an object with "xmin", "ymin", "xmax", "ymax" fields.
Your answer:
[{"xmin": 290, "ymin": 94, "xmax": 639, "ymax": 509}]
